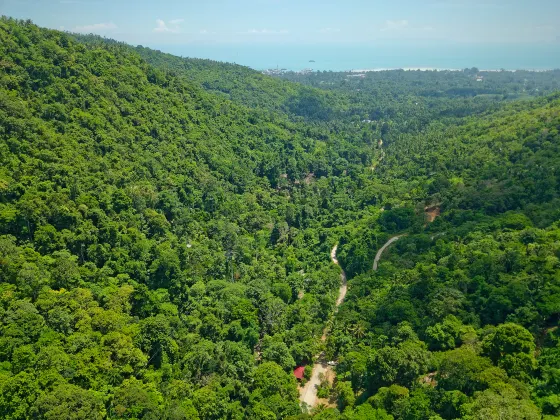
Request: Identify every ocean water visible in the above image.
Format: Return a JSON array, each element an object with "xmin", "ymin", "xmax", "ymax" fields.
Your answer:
[{"xmin": 153, "ymin": 43, "xmax": 560, "ymax": 72}]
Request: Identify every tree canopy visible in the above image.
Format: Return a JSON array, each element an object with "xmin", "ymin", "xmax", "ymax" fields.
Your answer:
[{"xmin": 1, "ymin": 16, "xmax": 560, "ymax": 419}]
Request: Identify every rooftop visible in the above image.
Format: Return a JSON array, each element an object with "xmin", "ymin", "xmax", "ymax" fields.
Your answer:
[{"xmin": 293, "ymin": 366, "xmax": 305, "ymax": 380}]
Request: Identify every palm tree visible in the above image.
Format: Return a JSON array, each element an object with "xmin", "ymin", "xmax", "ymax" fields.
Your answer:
[
  {"xmin": 311, "ymin": 403, "xmax": 328, "ymax": 415},
  {"xmin": 350, "ymin": 322, "xmax": 366, "ymax": 339}
]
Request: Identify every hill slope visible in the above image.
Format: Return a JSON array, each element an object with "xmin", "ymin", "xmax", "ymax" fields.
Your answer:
[
  {"xmin": 72, "ymin": 33, "xmax": 349, "ymax": 122},
  {"xmin": 330, "ymin": 95, "xmax": 560, "ymax": 419},
  {"xmin": 1, "ymin": 16, "xmax": 560, "ymax": 420},
  {"xmin": 0, "ymin": 17, "xmax": 357, "ymax": 419}
]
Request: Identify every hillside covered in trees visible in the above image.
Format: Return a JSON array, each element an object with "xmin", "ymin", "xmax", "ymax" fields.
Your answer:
[{"xmin": 0, "ymin": 17, "xmax": 559, "ymax": 420}]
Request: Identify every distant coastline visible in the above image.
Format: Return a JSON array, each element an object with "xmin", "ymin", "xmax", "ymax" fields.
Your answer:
[
  {"xmin": 350, "ymin": 67, "xmax": 462, "ymax": 72},
  {"xmin": 263, "ymin": 67, "xmax": 559, "ymax": 76},
  {"xmin": 349, "ymin": 67, "xmax": 557, "ymax": 73},
  {"xmin": 158, "ymin": 43, "xmax": 560, "ymax": 73}
]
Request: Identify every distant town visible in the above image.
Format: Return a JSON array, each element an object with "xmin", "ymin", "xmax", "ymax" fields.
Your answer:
[
  {"xmin": 262, "ymin": 68, "xmax": 313, "ymax": 76},
  {"xmin": 262, "ymin": 67, "xmax": 555, "ymax": 77}
]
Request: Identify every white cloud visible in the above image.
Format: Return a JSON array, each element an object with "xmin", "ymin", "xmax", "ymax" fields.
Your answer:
[
  {"xmin": 244, "ymin": 29, "xmax": 289, "ymax": 35},
  {"xmin": 153, "ymin": 19, "xmax": 172, "ymax": 33},
  {"xmin": 72, "ymin": 22, "xmax": 117, "ymax": 33},
  {"xmin": 318, "ymin": 28, "xmax": 341, "ymax": 33},
  {"xmin": 153, "ymin": 19, "xmax": 183, "ymax": 33},
  {"xmin": 381, "ymin": 20, "xmax": 409, "ymax": 31}
]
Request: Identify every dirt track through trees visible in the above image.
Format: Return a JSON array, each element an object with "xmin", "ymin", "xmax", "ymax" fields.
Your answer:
[
  {"xmin": 299, "ymin": 244, "xmax": 346, "ymax": 408},
  {"xmin": 300, "ymin": 235, "xmax": 405, "ymax": 408},
  {"xmin": 373, "ymin": 235, "xmax": 405, "ymax": 271}
]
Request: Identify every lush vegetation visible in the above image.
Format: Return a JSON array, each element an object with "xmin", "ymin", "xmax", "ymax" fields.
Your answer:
[
  {"xmin": 0, "ymin": 17, "xmax": 358, "ymax": 419},
  {"xmin": 1, "ymin": 16, "xmax": 559, "ymax": 419},
  {"xmin": 284, "ymin": 73, "xmax": 560, "ymax": 419}
]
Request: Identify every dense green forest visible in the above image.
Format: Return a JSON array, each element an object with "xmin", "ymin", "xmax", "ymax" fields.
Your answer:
[
  {"xmin": 328, "ymin": 98, "xmax": 560, "ymax": 419},
  {"xmin": 0, "ymin": 16, "xmax": 559, "ymax": 419}
]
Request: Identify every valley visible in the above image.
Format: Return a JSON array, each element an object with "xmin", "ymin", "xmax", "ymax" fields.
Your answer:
[{"xmin": 0, "ymin": 16, "xmax": 559, "ymax": 420}]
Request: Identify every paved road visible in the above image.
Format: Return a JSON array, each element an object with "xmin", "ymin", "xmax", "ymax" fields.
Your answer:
[
  {"xmin": 299, "ymin": 244, "xmax": 347, "ymax": 408},
  {"xmin": 373, "ymin": 235, "xmax": 405, "ymax": 271}
]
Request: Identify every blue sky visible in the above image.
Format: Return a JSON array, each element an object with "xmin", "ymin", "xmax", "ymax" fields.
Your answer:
[{"xmin": 2, "ymin": 0, "xmax": 559, "ymax": 47}]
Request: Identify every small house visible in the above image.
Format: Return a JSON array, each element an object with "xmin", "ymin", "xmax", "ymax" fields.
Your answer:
[{"xmin": 293, "ymin": 366, "xmax": 305, "ymax": 381}]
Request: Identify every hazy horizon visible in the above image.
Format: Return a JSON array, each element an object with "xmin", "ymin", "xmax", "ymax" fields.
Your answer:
[
  {"xmin": 154, "ymin": 43, "xmax": 560, "ymax": 72},
  {"xmin": 2, "ymin": 0, "xmax": 560, "ymax": 71}
]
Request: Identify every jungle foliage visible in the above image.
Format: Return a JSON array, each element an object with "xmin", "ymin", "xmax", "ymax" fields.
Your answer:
[{"xmin": 1, "ymin": 16, "xmax": 560, "ymax": 420}]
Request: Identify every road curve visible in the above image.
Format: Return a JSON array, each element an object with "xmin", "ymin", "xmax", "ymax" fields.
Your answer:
[
  {"xmin": 299, "ymin": 244, "xmax": 347, "ymax": 408},
  {"xmin": 331, "ymin": 245, "xmax": 347, "ymax": 307},
  {"xmin": 373, "ymin": 235, "xmax": 405, "ymax": 271},
  {"xmin": 300, "ymin": 236, "xmax": 404, "ymax": 408}
]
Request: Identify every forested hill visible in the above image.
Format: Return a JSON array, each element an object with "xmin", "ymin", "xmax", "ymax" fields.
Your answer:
[
  {"xmin": 72, "ymin": 33, "xmax": 347, "ymax": 122},
  {"xmin": 1, "ymin": 16, "xmax": 560, "ymax": 420},
  {"xmin": 328, "ymin": 97, "xmax": 560, "ymax": 419},
  {"xmin": 133, "ymin": 45, "xmax": 344, "ymax": 120},
  {"xmin": 278, "ymin": 67, "xmax": 560, "ymax": 134},
  {"xmin": 0, "ymin": 17, "xmax": 361, "ymax": 419}
]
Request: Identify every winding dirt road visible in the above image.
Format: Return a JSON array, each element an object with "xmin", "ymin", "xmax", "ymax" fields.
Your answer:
[
  {"xmin": 373, "ymin": 235, "xmax": 405, "ymax": 271},
  {"xmin": 299, "ymin": 244, "xmax": 346, "ymax": 408},
  {"xmin": 331, "ymin": 245, "xmax": 347, "ymax": 307},
  {"xmin": 299, "ymin": 236, "xmax": 403, "ymax": 409}
]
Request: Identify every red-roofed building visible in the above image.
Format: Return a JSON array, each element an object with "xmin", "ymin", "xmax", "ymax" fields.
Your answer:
[{"xmin": 293, "ymin": 366, "xmax": 305, "ymax": 381}]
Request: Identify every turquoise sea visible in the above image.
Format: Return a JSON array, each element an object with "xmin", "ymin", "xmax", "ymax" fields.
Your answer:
[{"xmin": 153, "ymin": 43, "xmax": 560, "ymax": 72}]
